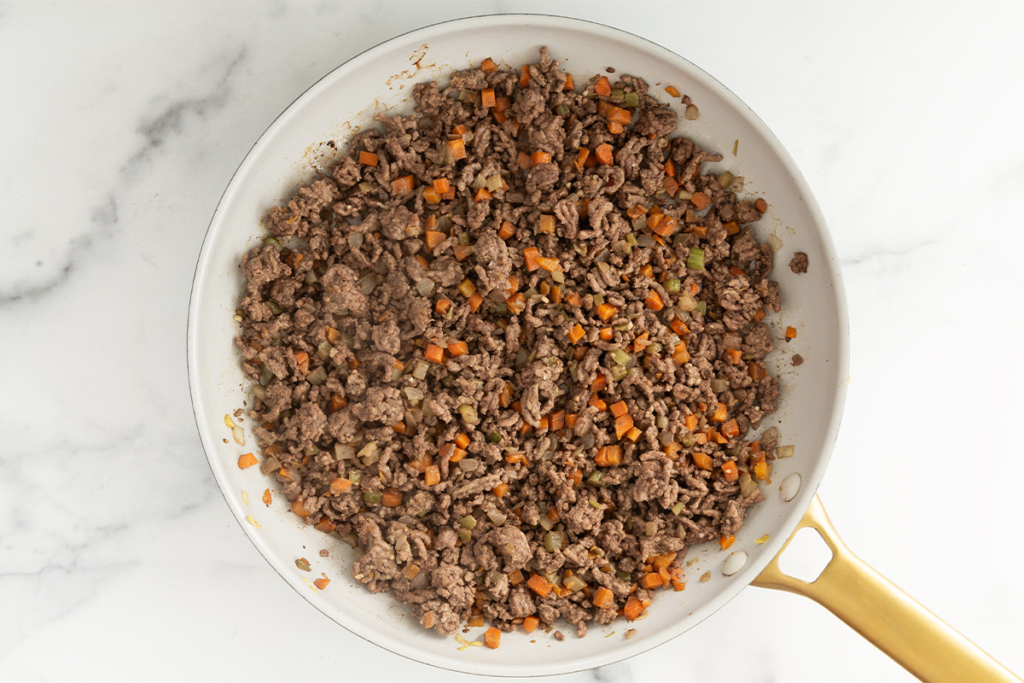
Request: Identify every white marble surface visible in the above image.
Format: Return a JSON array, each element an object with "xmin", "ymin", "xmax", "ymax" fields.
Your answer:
[{"xmin": 2, "ymin": 1, "xmax": 1023, "ymax": 681}]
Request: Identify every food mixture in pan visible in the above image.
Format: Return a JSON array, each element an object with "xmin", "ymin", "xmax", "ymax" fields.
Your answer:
[{"xmin": 234, "ymin": 48, "xmax": 786, "ymax": 643}]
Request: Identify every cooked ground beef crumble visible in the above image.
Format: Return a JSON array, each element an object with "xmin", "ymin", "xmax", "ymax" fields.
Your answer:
[{"xmin": 235, "ymin": 48, "xmax": 785, "ymax": 639}]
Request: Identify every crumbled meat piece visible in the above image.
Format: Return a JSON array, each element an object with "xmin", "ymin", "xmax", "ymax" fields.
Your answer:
[{"xmin": 789, "ymin": 252, "xmax": 808, "ymax": 274}]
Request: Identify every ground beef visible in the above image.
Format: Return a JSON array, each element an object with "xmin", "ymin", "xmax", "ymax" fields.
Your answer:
[
  {"xmin": 235, "ymin": 48, "xmax": 786, "ymax": 641},
  {"xmin": 789, "ymin": 252, "xmax": 808, "ymax": 274}
]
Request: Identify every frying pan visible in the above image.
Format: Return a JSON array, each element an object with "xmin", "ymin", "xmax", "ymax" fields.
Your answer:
[{"xmin": 186, "ymin": 15, "xmax": 1020, "ymax": 680}]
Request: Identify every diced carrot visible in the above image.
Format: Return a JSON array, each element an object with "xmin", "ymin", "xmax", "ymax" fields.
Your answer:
[
  {"xmin": 424, "ymin": 344, "xmax": 445, "ymax": 363},
  {"xmin": 523, "ymin": 246, "xmax": 541, "ymax": 271},
  {"xmin": 665, "ymin": 85, "xmax": 681, "ymax": 98},
  {"xmin": 391, "ymin": 421, "xmax": 407, "ymax": 435},
  {"xmin": 493, "ymin": 483, "xmax": 510, "ymax": 498},
  {"xmin": 291, "ymin": 351, "xmax": 309, "ymax": 375},
  {"xmin": 692, "ymin": 452, "xmax": 713, "ymax": 470},
  {"xmin": 549, "ymin": 410, "xmax": 565, "ymax": 431},
  {"xmin": 754, "ymin": 454, "xmax": 770, "ymax": 481},
  {"xmin": 527, "ymin": 573, "xmax": 553, "ymax": 597},
  {"xmin": 517, "ymin": 151, "xmax": 532, "ymax": 169},
  {"xmin": 538, "ymin": 214, "xmax": 556, "ymax": 234},
  {"xmin": 314, "ymin": 518, "xmax": 336, "ymax": 533},
  {"xmin": 753, "ymin": 308, "xmax": 767, "ymax": 322},
  {"xmin": 484, "ymin": 627, "xmax": 501, "ymax": 649},
  {"xmin": 538, "ymin": 415, "xmax": 549, "ymax": 431},
  {"xmin": 722, "ymin": 220, "xmax": 740, "ymax": 236},
  {"xmin": 608, "ymin": 121, "xmax": 624, "ymax": 135},
  {"xmin": 574, "ymin": 148, "xmax": 590, "ymax": 171},
  {"xmin": 711, "ymin": 403, "xmax": 728, "ymax": 422},
  {"xmin": 422, "ymin": 187, "xmax": 441, "ymax": 204},
  {"xmin": 522, "ymin": 615, "xmax": 541, "ymax": 633},
  {"xmin": 595, "ymin": 143, "xmax": 614, "ymax": 165},
  {"xmin": 755, "ymin": 198, "xmax": 768, "ymax": 213},
  {"xmin": 424, "ymin": 465, "xmax": 441, "ymax": 486},
  {"xmin": 725, "ymin": 348, "xmax": 743, "ymax": 365},
  {"xmin": 506, "ymin": 292, "xmax": 526, "ymax": 315},
  {"xmin": 748, "ymin": 360, "xmax": 768, "ymax": 381},
  {"xmin": 624, "ymin": 596, "xmax": 648, "ymax": 621},
  {"xmin": 595, "ymin": 76, "xmax": 611, "ymax": 96},
  {"xmin": 531, "ymin": 151, "xmax": 552, "ymax": 166},
  {"xmin": 721, "ymin": 419, "xmax": 740, "ymax": 439},
  {"xmin": 599, "ymin": 327, "xmax": 614, "ymax": 341},
  {"xmin": 596, "ymin": 303, "xmax": 617, "ymax": 321},
  {"xmin": 593, "ymin": 586, "xmax": 615, "ymax": 609},
  {"xmin": 382, "ymin": 489, "xmax": 403, "ymax": 507},
  {"xmin": 690, "ymin": 191, "xmax": 712, "ymax": 210},
  {"xmin": 475, "ymin": 187, "xmax": 492, "ymax": 203},
  {"xmin": 424, "ymin": 231, "xmax": 445, "ymax": 249},
  {"xmin": 645, "ymin": 291, "xmax": 664, "ymax": 311},
  {"xmin": 481, "ymin": 57, "xmax": 498, "ymax": 73},
  {"xmin": 565, "ymin": 291, "xmax": 582, "ymax": 307},
  {"xmin": 719, "ymin": 534, "xmax": 736, "ymax": 550},
  {"xmin": 672, "ymin": 580, "xmax": 686, "ymax": 591},
  {"xmin": 448, "ymin": 139, "xmax": 467, "ymax": 160},
  {"xmin": 415, "ymin": 255, "xmax": 429, "ymax": 268},
  {"xmin": 563, "ymin": 73, "xmax": 574, "ymax": 90},
  {"xmin": 651, "ymin": 214, "xmax": 677, "ymax": 237},
  {"xmin": 468, "ymin": 292, "xmax": 483, "ymax": 312},
  {"xmin": 672, "ymin": 343, "xmax": 690, "ymax": 366},
  {"xmin": 452, "ymin": 124, "xmax": 468, "ymax": 136},
  {"xmin": 606, "ymin": 106, "xmax": 632, "ymax": 125},
  {"xmin": 633, "ymin": 331, "xmax": 650, "ymax": 352},
  {"xmin": 358, "ymin": 151, "xmax": 378, "ymax": 166},
  {"xmin": 684, "ymin": 414, "xmax": 699, "ymax": 431},
  {"xmin": 721, "ymin": 460, "xmax": 739, "ymax": 482},
  {"xmin": 663, "ymin": 175, "xmax": 680, "ymax": 197},
  {"xmin": 390, "ymin": 175, "xmax": 415, "ymax": 196},
  {"xmin": 481, "ymin": 88, "xmax": 496, "ymax": 108},
  {"xmin": 520, "ymin": 65, "xmax": 531, "ymax": 87},
  {"xmin": 590, "ymin": 373, "xmax": 607, "ymax": 392},
  {"xmin": 641, "ymin": 572, "xmax": 664, "ymax": 589},
  {"xmin": 432, "ymin": 178, "xmax": 451, "ymax": 194},
  {"xmin": 435, "ymin": 299, "xmax": 452, "ymax": 316},
  {"xmin": 595, "ymin": 445, "xmax": 623, "ymax": 467},
  {"xmin": 292, "ymin": 498, "xmax": 313, "ymax": 518},
  {"xmin": 329, "ymin": 477, "xmax": 352, "ymax": 495},
  {"xmin": 551, "ymin": 284, "xmax": 562, "ymax": 304},
  {"xmin": 565, "ymin": 413, "xmax": 579, "ymax": 429},
  {"xmin": 610, "ymin": 401, "xmax": 629, "ymax": 418},
  {"xmin": 504, "ymin": 450, "xmax": 527, "ymax": 465},
  {"xmin": 536, "ymin": 256, "xmax": 561, "ymax": 272},
  {"xmin": 589, "ymin": 394, "xmax": 607, "ymax": 411},
  {"xmin": 568, "ymin": 324, "xmax": 586, "ymax": 344},
  {"xmin": 453, "ymin": 432, "xmax": 470, "ymax": 450},
  {"xmin": 670, "ymin": 318, "xmax": 689, "ymax": 336},
  {"xmin": 237, "ymin": 453, "xmax": 258, "ymax": 469},
  {"xmin": 786, "ymin": 326, "xmax": 797, "ymax": 339},
  {"xmin": 663, "ymin": 442, "xmax": 682, "ymax": 460},
  {"xmin": 615, "ymin": 414, "xmax": 634, "ymax": 439},
  {"xmin": 262, "ymin": 488, "xmax": 272, "ymax": 506},
  {"xmin": 498, "ymin": 220, "xmax": 516, "ymax": 240},
  {"xmin": 448, "ymin": 341, "xmax": 469, "ymax": 356},
  {"xmin": 663, "ymin": 159, "xmax": 676, "ymax": 177}
]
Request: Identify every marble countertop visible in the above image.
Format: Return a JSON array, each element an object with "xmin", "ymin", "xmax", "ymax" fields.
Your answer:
[{"xmin": 3, "ymin": 1, "xmax": 1022, "ymax": 681}]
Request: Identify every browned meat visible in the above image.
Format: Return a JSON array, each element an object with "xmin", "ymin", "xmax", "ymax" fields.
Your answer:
[{"xmin": 234, "ymin": 47, "xmax": 786, "ymax": 641}]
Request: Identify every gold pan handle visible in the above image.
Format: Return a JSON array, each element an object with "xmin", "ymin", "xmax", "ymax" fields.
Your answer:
[{"xmin": 753, "ymin": 496, "xmax": 1020, "ymax": 682}]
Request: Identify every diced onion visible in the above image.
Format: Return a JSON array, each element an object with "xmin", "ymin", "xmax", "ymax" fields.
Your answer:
[{"xmin": 416, "ymin": 277, "xmax": 435, "ymax": 296}]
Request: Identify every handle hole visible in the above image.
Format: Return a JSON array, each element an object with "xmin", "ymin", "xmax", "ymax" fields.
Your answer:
[{"xmin": 778, "ymin": 527, "xmax": 833, "ymax": 583}]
